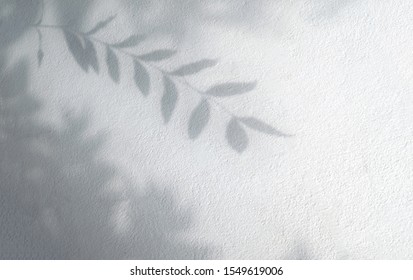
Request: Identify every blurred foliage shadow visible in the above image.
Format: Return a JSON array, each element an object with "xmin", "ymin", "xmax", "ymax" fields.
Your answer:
[
  {"xmin": 1, "ymin": 0, "xmax": 212, "ymax": 260},
  {"xmin": 0, "ymin": 58, "xmax": 211, "ymax": 259}
]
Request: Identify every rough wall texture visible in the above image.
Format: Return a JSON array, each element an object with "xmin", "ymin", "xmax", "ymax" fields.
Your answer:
[{"xmin": 1, "ymin": 0, "xmax": 412, "ymax": 259}]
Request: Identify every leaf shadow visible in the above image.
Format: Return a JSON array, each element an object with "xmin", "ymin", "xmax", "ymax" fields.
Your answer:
[
  {"xmin": 63, "ymin": 31, "xmax": 89, "ymax": 72},
  {"xmin": 106, "ymin": 46, "xmax": 120, "ymax": 83},
  {"xmin": 134, "ymin": 60, "xmax": 150, "ymax": 96},
  {"xmin": 205, "ymin": 82, "xmax": 257, "ymax": 97},
  {"xmin": 161, "ymin": 76, "xmax": 178, "ymax": 123},
  {"xmin": 225, "ymin": 118, "xmax": 249, "ymax": 153},
  {"xmin": 188, "ymin": 99, "xmax": 210, "ymax": 139},
  {"xmin": 170, "ymin": 59, "xmax": 217, "ymax": 76}
]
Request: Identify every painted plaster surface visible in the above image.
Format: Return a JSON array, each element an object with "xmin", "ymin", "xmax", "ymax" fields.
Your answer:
[{"xmin": 1, "ymin": 0, "xmax": 412, "ymax": 259}]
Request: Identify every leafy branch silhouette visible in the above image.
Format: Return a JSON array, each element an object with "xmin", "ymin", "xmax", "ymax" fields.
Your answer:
[{"xmin": 31, "ymin": 9, "xmax": 290, "ymax": 153}]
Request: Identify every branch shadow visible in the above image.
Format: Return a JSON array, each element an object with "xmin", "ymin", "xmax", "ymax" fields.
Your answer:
[
  {"xmin": 44, "ymin": 0, "xmax": 289, "ymax": 153},
  {"xmin": 0, "ymin": 58, "xmax": 211, "ymax": 259}
]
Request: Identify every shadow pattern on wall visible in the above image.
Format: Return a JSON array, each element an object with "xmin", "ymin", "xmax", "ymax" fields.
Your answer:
[
  {"xmin": 31, "ymin": 0, "xmax": 291, "ymax": 153},
  {"xmin": 0, "ymin": 58, "xmax": 211, "ymax": 259}
]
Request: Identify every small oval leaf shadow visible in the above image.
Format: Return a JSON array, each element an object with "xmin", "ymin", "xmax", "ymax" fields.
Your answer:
[
  {"xmin": 134, "ymin": 60, "xmax": 150, "ymax": 96},
  {"xmin": 226, "ymin": 118, "xmax": 248, "ymax": 153},
  {"xmin": 239, "ymin": 117, "xmax": 290, "ymax": 136},
  {"xmin": 188, "ymin": 99, "xmax": 210, "ymax": 139},
  {"xmin": 138, "ymin": 49, "xmax": 176, "ymax": 61},
  {"xmin": 170, "ymin": 59, "xmax": 217, "ymax": 76},
  {"xmin": 106, "ymin": 46, "xmax": 119, "ymax": 83},
  {"xmin": 205, "ymin": 82, "xmax": 256, "ymax": 97},
  {"xmin": 161, "ymin": 76, "xmax": 178, "ymax": 123}
]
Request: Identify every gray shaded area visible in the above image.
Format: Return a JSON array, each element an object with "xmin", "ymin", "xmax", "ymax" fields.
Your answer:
[
  {"xmin": 0, "ymin": 58, "xmax": 211, "ymax": 259},
  {"xmin": 0, "ymin": 0, "xmax": 211, "ymax": 260}
]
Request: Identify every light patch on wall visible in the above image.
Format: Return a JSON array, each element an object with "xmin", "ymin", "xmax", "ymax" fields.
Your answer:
[{"xmin": 111, "ymin": 200, "xmax": 132, "ymax": 236}]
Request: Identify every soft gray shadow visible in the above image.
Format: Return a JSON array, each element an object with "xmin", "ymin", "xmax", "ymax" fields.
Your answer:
[
  {"xmin": 0, "ymin": 58, "xmax": 212, "ymax": 259},
  {"xmin": 53, "ymin": 0, "xmax": 95, "ymax": 29},
  {"xmin": 0, "ymin": 0, "xmax": 39, "ymax": 51},
  {"xmin": 283, "ymin": 241, "xmax": 350, "ymax": 260},
  {"xmin": 308, "ymin": 0, "xmax": 358, "ymax": 22},
  {"xmin": 284, "ymin": 242, "xmax": 313, "ymax": 260},
  {"xmin": 188, "ymin": 99, "xmax": 210, "ymax": 139}
]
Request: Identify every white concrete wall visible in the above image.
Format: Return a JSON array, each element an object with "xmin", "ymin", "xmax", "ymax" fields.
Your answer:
[{"xmin": 1, "ymin": 0, "xmax": 412, "ymax": 259}]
